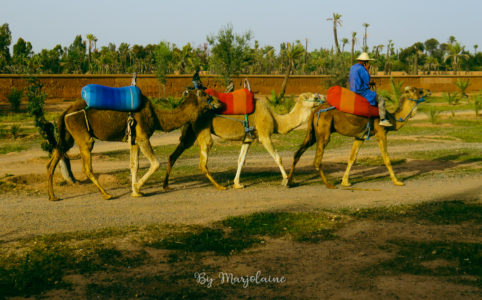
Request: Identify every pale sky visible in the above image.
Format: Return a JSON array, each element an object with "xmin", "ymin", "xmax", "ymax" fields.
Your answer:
[{"xmin": 1, "ymin": 0, "xmax": 481, "ymax": 53}]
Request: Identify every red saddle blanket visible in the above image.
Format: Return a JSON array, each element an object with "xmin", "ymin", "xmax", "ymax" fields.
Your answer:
[
  {"xmin": 326, "ymin": 86, "xmax": 379, "ymax": 117},
  {"xmin": 205, "ymin": 88, "xmax": 255, "ymax": 115}
]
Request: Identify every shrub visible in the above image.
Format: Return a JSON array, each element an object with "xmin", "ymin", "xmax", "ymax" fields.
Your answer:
[
  {"xmin": 444, "ymin": 92, "xmax": 460, "ymax": 105},
  {"xmin": 425, "ymin": 108, "xmax": 442, "ymax": 124},
  {"xmin": 455, "ymin": 78, "xmax": 470, "ymax": 98},
  {"xmin": 10, "ymin": 125, "xmax": 20, "ymax": 139},
  {"xmin": 5, "ymin": 87, "xmax": 23, "ymax": 112}
]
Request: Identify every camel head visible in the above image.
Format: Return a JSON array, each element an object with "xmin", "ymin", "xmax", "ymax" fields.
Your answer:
[
  {"xmin": 182, "ymin": 88, "xmax": 223, "ymax": 114},
  {"xmin": 297, "ymin": 92, "xmax": 326, "ymax": 109},
  {"xmin": 396, "ymin": 86, "xmax": 431, "ymax": 122}
]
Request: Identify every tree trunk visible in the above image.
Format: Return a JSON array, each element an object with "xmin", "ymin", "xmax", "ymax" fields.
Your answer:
[
  {"xmin": 278, "ymin": 63, "xmax": 292, "ymax": 100},
  {"xmin": 333, "ymin": 26, "xmax": 341, "ymax": 54}
]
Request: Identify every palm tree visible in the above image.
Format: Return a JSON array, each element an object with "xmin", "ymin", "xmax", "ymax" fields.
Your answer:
[
  {"xmin": 327, "ymin": 13, "xmax": 342, "ymax": 54},
  {"xmin": 351, "ymin": 32, "xmax": 357, "ymax": 64},
  {"xmin": 448, "ymin": 36, "xmax": 456, "ymax": 45},
  {"xmin": 474, "ymin": 44, "xmax": 478, "ymax": 55},
  {"xmin": 362, "ymin": 23, "xmax": 370, "ymax": 52},
  {"xmin": 444, "ymin": 42, "xmax": 469, "ymax": 74},
  {"xmin": 86, "ymin": 34, "xmax": 96, "ymax": 71},
  {"xmin": 341, "ymin": 38, "xmax": 349, "ymax": 53},
  {"xmin": 384, "ymin": 40, "xmax": 393, "ymax": 75},
  {"xmin": 278, "ymin": 42, "xmax": 305, "ymax": 99}
]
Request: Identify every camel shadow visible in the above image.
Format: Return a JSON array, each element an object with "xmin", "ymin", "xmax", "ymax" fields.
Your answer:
[{"xmin": 284, "ymin": 152, "xmax": 480, "ymax": 187}]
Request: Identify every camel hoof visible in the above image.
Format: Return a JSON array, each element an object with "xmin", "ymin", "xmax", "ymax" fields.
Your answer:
[
  {"xmin": 103, "ymin": 194, "xmax": 113, "ymax": 200},
  {"xmin": 131, "ymin": 191, "xmax": 144, "ymax": 197},
  {"xmin": 393, "ymin": 181, "xmax": 405, "ymax": 186},
  {"xmin": 162, "ymin": 185, "xmax": 172, "ymax": 191},
  {"xmin": 325, "ymin": 184, "xmax": 337, "ymax": 189},
  {"xmin": 216, "ymin": 185, "xmax": 227, "ymax": 191},
  {"xmin": 286, "ymin": 181, "xmax": 298, "ymax": 188},
  {"xmin": 281, "ymin": 178, "xmax": 289, "ymax": 186},
  {"xmin": 341, "ymin": 181, "xmax": 352, "ymax": 187},
  {"xmin": 233, "ymin": 183, "xmax": 244, "ymax": 189},
  {"xmin": 49, "ymin": 196, "xmax": 60, "ymax": 202}
]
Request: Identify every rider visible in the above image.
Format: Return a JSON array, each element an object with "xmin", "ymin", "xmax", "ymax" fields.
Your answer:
[{"xmin": 349, "ymin": 52, "xmax": 392, "ymax": 127}]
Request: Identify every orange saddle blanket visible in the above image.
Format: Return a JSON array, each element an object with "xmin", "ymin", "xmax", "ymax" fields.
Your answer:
[
  {"xmin": 205, "ymin": 88, "xmax": 255, "ymax": 115},
  {"xmin": 326, "ymin": 86, "xmax": 379, "ymax": 117}
]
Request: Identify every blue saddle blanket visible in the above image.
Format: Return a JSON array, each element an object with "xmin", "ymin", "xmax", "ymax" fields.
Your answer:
[{"xmin": 81, "ymin": 84, "xmax": 142, "ymax": 111}]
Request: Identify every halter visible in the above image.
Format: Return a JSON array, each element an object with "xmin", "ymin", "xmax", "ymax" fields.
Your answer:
[{"xmin": 397, "ymin": 96, "xmax": 426, "ymax": 122}]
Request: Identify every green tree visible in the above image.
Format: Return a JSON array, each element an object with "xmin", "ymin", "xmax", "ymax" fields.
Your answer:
[
  {"xmin": 444, "ymin": 42, "xmax": 469, "ymax": 74},
  {"xmin": 0, "ymin": 23, "xmax": 12, "ymax": 72},
  {"xmin": 86, "ymin": 33, "xmax": 97, "ymax": 71},
  {"xmin": 11, "ymin": 37, "xmax": 33, "ymax": 73},
  {"xmin": 63, "ymin": 35, "xmax": 87, "ymax": 73},
  {"xmin": 207, "ymin": 24, "xmax": 253, "ymax": 86},
  {"xmin": 351, "ymin": 32, "xmax": 357, "ymax": 64},
  {"xmin": 155, "ymin": 41, "xmax": 174, "ymax": 97},
  {"xmin": 278, "ymin": 41, "xmax": 305, "ymax": 99},
  {"xmin": 362, "ymin": 23, "xmax": 370, "ymax": 52},
  {"xmin": 327, "ymin": 13, "xmax": 342, "ymax": 54}
]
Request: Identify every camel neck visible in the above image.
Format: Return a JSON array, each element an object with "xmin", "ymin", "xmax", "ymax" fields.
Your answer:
[
  {"xmin": 272, "ymin": 100, "xmax": 310, "ymax": 134},
  {"xmin": 392, "ymin": 96, "xmax": 417, "ymax": 131},
  {"xmin": 154, "ymin": 101, "xmax": 197, "ymax": 132}
]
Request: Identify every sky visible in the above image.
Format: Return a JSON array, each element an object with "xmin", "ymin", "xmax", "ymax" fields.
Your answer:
[{"xmin": 1, "ymin": 0, "xmax": 481, "ymax": 53}]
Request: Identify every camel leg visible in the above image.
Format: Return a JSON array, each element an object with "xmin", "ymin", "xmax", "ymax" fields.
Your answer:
[
  {"xmin": 130, "ymin": 143, "xmax": 143, "ymax": 197},
  {"xmin": 341, "ymin": 139, "xmax": 364, "ymax": 187},
  {"xmin": 313, "ymin": 134, "xmax": 336, "ymax": 189},
  {"xmin": 258, "ymin": 135, "xmax": 288, "ymax": 186},
  {"xmin": 286, "ymin": 126, "xmax": 316, "ymax": 187},
  {"xmin": 47, "ymin": 148, "xmax": 62, "ymax": 201},
  {"xmin": 233, "ymin": 142, "xmax": 251, "ymax": 189},
  {"xmin": 79, "ymin": 138, "xmax": 113, "ymax": 200},
  {"xmin": 197, "ymin": 130, "xmax": 226, "ymax": 190},
  {"xmin": 376, "ymin": 133, "xmax": 404, "ymax": 186},
  {"xmin": 134, "ymin": 138, "xmax": 160, "ymax": 193},
  {"xmin": 163, "ymin": 124, "xmax": 196, "ymax": 190}
]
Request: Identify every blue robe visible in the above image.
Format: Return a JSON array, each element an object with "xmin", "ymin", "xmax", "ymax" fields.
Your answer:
[{"xmin": 348, "ymin": 63, "xmax": 376, "ymax": 106}]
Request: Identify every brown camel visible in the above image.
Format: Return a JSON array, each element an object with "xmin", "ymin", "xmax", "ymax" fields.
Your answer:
[
  {"xmin": 286, "ymin": 86, "xmax": 431, "ymax": 188},
  {"xmin": 163, "ymin": 93, "xmax": 323, "ymax": 190},
  {"xmin": 47, "ymin": 89, "xmax": 222, "ymax": 201}
]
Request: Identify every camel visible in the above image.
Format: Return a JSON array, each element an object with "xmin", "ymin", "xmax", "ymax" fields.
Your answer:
[
  {"xmin": 46, "ymin": 89, "xmax": 222, "ymax": 201},
  {"xmin": 286, "ymin": 86, "xmax": 431, "ymax": 188},
  {"xmin": 163, "ymin": 92, "xmax": 323, "ymax": 190}
]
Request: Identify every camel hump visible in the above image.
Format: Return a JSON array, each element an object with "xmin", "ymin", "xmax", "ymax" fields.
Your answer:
[
  {"xmin": 205, "ymin": 88, "xmax": 254, "ymax": 115},
  {"xmin": 327, "ymin": 86, "xmax": 379, "ymax": 117},
  {"xmin": 81, "ymin": 84, "xmax": 142, "ymax": 111}
]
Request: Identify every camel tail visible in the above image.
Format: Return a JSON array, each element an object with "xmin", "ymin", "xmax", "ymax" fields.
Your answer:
[{"xmin": 55, "ymin": 110, "xmax": 76, "ymax": 183}]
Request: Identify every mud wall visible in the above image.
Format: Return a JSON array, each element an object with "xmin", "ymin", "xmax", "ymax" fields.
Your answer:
[{"xmin": 1, "ymin": 74, "xmax": 481, "ymax": 102}]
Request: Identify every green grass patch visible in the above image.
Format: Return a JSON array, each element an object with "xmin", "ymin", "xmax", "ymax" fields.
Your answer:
[
  {"xmin": 369, "ymin": 240, "xmax": 481, "ymax": 282},
  {"xmin": 142, "ymin": 226, "xmax": 261, "ymax": 255},
  {"xmin": 0, "ymin": 241, "xmax": 147, "ymax": 297},
  {"xmin": 0, "ymin": 143, "xmax": 28, "ymax": 154},
  {"xmin": 222, "ymin": 211, "xmax": 342, "ymax": 242},
  {"xmin": 408, "ymin": 148, "xmax": 482, "ymax": 163},
  {"xmin": 349, "ymin": 200, "xmax": 482, "ymax": 224}
]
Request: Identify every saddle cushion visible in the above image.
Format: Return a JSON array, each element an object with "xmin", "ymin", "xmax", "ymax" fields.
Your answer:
[
  {"xmin": 205, "ymin": 88, "xmax": 254, "ymax": 115},
  {"xmin": 81, "ymin": 84, "xmax": 142, "ymax": 111},
  {"xmin": 326, "ymin": 86, "xmax": 379, "ymax": 117}
]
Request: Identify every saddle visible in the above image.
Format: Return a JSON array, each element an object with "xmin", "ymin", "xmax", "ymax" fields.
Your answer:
[
  {"xmin": 204, "ymin": 88, "xmax": 255, "ymax": 115},
  {"xmin": 81, "ymin": 84, "xmax": 142, "ymax": 112},
  {"xmin": 326, "ymin": 85, "xmax": 379, "ymax": 117}
]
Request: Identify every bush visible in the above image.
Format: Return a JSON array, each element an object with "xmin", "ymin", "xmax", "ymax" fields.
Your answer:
[
  {"xmin": 444, "ymin": 92, "xmax": 460, "ymax": 105},
  {"xmin": 5, "ymin": 87, "xmax": 23, "ymax": 112},
  {"xmin": 455, "ymin": 79, "xmax": 470, "ymax": 98}
]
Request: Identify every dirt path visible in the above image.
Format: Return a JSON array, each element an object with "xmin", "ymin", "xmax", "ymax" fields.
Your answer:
[{"xmin": 1, "ymin": 111, "xmax": 481, "ymax": 242}]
